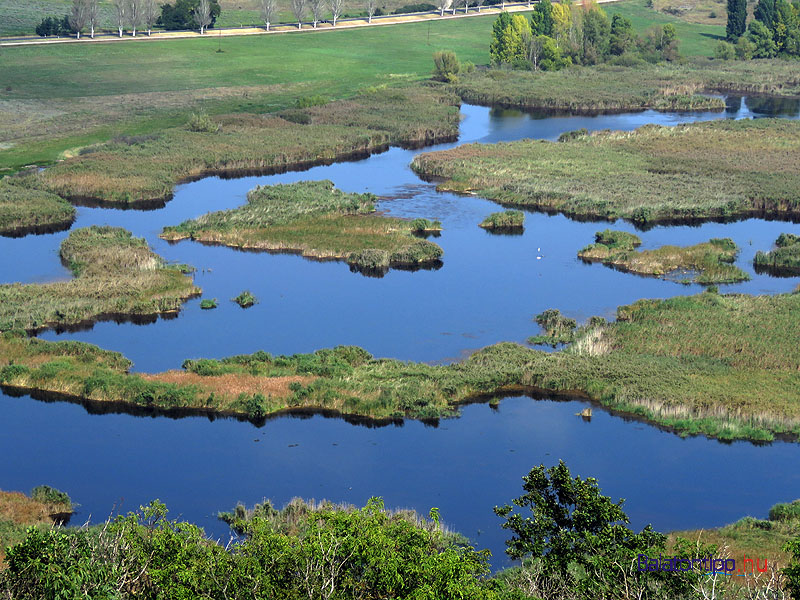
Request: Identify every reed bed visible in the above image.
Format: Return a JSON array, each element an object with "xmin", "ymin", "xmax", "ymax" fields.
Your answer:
[
  {"xmin": 412, "ymin": 119, "xmax": 800, "ymax": 225},
  {"xmin": 0, "ymin": 226, "xmax": 198, "ymax": 332},
  {"xmin": 754, "ymin": 233, "xmax": 800, "ymax": 275},
  {"xmin": 0, "ymin": 179, "xmax": 74, "ymax": 236},
  {"xmin": 19, "ymin": 86, "xmax": 459, "ymax": 207},
  {"xmin": 161, "ymin": 180, "xmax": 443, "ymax": 271},
  {"xmin": 579, "ymin": 229, "xmax": 750, "ymax": 284},
  {"xmin": 2, "ymin": 286, "xmax": 799, "ymax": 441},
  {"xmin": 450, "ymin": 60, "xmax": 800, "ymax": 113}
]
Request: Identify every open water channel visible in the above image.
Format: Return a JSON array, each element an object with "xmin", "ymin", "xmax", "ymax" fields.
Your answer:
[{"xmin": 1, "ymin": 94, "xmax": 799, "ymax": 567}]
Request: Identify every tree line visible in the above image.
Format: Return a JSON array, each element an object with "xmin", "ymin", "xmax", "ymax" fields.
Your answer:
[
  {"xmin": 722, "ymin": 0, "xmax": 800, "ymax": 58},
  {"xmin": 488, "ymin": 0, "xmax": 679, "ymax": 71}
]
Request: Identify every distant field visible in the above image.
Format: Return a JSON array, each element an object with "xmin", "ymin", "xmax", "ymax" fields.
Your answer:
[
  {"xmin": 0, "ymin": 0, "xmax": 430, "ymax": 36},
  {"xmin": 604, "ymin": 0, "xmax": 725, "ymax": 56}
]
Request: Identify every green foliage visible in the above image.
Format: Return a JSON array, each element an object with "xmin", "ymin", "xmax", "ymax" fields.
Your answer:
[
  {"xmin": 494, "ymin": 461, "xmax": 700, "ymax": 599},
  {"xmin": 754, "ymin": 233, "xmax": 800, "ymax": 274},
  {"xmin": 610, "ymin": 14, "xmax": 636, "ymax": 55},
  {"xmin": 490, "ymin": 12, "xmax": 531, "ymax": 65},
  {"xmin": 432, "ymin": 50, "xmax": 461, "ymax": 83},
  {"xmin": 200, "ymin": 298, "xmax": 218, "ymax": 310},
  {"xmin": 769, "ymin": 500, "xmax": 800, "ymax": 522},
  {"xmin": 232, "ymin": 290, "xmax": 257, "ymax": 308},
  {"xmin": 160, "ymin": 0, "xmax": 221, "ymax": 30},
  {"xmin": 0, "ymin": 180, "xmax": 74, "ymax": 236},
  {"xmin": 1, "ymin": 499, "xmax": 497, "ymax": 599},
  {"xmin": 735, "ymin": 34, "xmax": 756, "ymax": 58},
  {"xmin": 714, "ymin": 39, "xmax": 736, "ymax": 59},
  {"xmin": 748, "ymin": 19, "xmax": 778, "ymax": 57},
  {"xmin": 583, "ymin": 6, "xmax": 612, "ymax": 63},
  {"xmin": 392, "ymin": 3, "xmax": 436, "ymax": 13},
  {"xmin": 531, "ymin": 0, "xmax": 554, "ymax": 36},
  {"xmin": 35, "ymin": 14, "xmax": 70, "ymax": 37},
  {"xmin": 186, "ymin": 112, "xmax": 220, "ymax": 133},
  {"xmin": 409, "ymin": 218, "xmax": 442, "ymax": 232},
  {"xmin": 479, "ymin": 210, "xmax": 524, "ymax": 229},
  {"xmin": 785, "ymin": 536, "xmax": 800, "ymax": 599},
  {"xmin": 528, "ymin": 308, "xmax": 577, "ymax": 346},
  {"xmin": 29, "ymin": 486, "xmax": 71, "ymax": 508},
  {"xmin": 727, "ymin": 0, "xmax": 747, "ymax": 39}
]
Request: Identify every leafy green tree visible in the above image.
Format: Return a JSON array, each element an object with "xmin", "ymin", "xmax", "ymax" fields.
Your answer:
[
  {"xmin": 491, "ymin": 13, "xmax": 532, "ymax": 65},
  {"xmin": 159, "ymin": 0, "xmax": 221, "ymax": 30},
  {"xmin": 748, "ymin": 19, "xmax": 779, "ymax": 56},
  {"xmin": 582, "ymin": 5, "xmax": 610, "ymax": 63},
  {"xmin": 715, "ymin": 39, "xmax": 737, "ymax": 58},
  {"xmin": 531, "ymin": 0, "xmax": 554, "ymax": 36},
  {"xmin": 727, "ymin": 0, "xmax": 747, "ymax": 39},
  {"xmin": 490, "ymin": 12, "xmax": 514, "ymax": 63},
  {"xmin": 494, "ymin": 461, "xmax": 700, "ymax": 599},
  {"xmin": 735, "ymin": 33, "xmax": 756, "ymax": 57},
  {"xmin": 609, "ymin": 13, "xmax": 635, "ymax": 55},
  {"xmin": 754, "ymin": 0, "xmax": 777, "ymax": 29}
]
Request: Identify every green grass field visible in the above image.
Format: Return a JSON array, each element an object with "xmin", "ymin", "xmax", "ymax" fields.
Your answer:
[{"xmin": 0, "ymin": 1, "xmax": 726, "ymax": 174}]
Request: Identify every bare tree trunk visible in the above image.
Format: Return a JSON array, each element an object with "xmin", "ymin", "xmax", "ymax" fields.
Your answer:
[
  {"xmin": 194, "ymin": 0, "xmax": 212, "ymax": 33},
  {"xmin": 367, "ymin": 0, "xmax": 376, "ymax": 22},
  {"xmin": 128, "ymin": 0, "xmax": 141, "ymax": 37},
  {"xmin": 87, "ymin": 0, "xmax": 99, "ymax": 37},
  {"xmin": 330, "ymin": 0, "xmax": 343, "ymax": 26},
  {"xmin": 309, "ymin": 0, "xmax": 324, "ymax": 28},
  {"xmin": 113, "ymin": 0, "xmax": 126, "ymax": 36},
  {"xmin": 143, "ymin": 0, "xmax": 157, "ymax": 35},
  {"xmin": 261, "ymin": 0, "xmax": 277, "ymax": 30},
  {"xmin": 292, "ymin": 0, "xmax": 306, "ymax": 28}
]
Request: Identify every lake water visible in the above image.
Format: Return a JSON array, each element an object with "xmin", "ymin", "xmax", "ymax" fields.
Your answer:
[{"xmin": 1, "ymin": 94, "xmax": 799, "ymax": 568}]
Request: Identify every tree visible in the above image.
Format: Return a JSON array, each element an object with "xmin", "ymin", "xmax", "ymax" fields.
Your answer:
[
  {"xmin": 87, "ymin": 0, "xmax": 99, "ymax": 37},
  {"xmin": 260, "ymin": 0, "xmax": 278, "ymax": 29},
  {"xmin": 432, "ymin": 50, "xmax": 460, "ymax": 82},
  {"xmin": 330, "ymin": 0, "xmax": 344, "ymax": 25},
  {"xmin": 609, "ymin": 13, "xmax": 634, "ymax": 55},
  {"xmin": 292, "ymin": 0, "xmax": 306, "ymax": 28},
  {"xmin": 366, "ymin": 0, "xmax": 377, "ymax": 22},
  {"xmin": 128, "ymin": 0, "xmax": 142, "ymax": 36},
  {"xmin": 309, "ymin": 0, "xmax": 324, "ymax": 27},
  {"xmin": 495, "ymin": 461, "xmax": 700, "ymax": 599},
  {"xmin": 748, "ymin": 19, "xmax": 778, "ymax": 55},
  {"xmin": 531, "ymin": 0, "xmax": 554, "ymax": 36},
  {"xmin": 69, "ymin": 0, "xmax": 89, "ymax": 38},
  {"xmin": 714, "ymin": 39, "xmax": 736, "ymax": 58},
  {"xmin": 727, "ymin": 0, "xmax": 747, "ymax": 39},
  {"xmin": 582, "ymin": 3, "xmax": 610, "ymax": 63},
  {"xmin": 552, "ymin": 1, "xmax": 572, "ymax": 40},
  {"xmin": 113, "ymin": 0, "xmax": 126, "ymax": 36},
  {"xmin": 159, "ymin": 0, "xmax": 220, "ymax": 30},
  {"xmin": 193, "ymin": 0, "xmax": 212, "ymax": 33},
  {"xmin": 436, "ymin": 0, "xmax": 450, "ymax": 17},
  {"xmin": 754, "ymin": 0, "xmax": 777, "ymax": 29},
  {"xmin": 735, "ymin": 33, "xmax": 756, "ymax": 58},
  {"xmin": 143, "ymin": 0, "xmax": 158, "ymax": 35}
]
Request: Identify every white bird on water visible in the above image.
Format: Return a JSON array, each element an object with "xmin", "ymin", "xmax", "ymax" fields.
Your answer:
[{"xmin": 536, "ymin": 247, "xmax": 542, "ymax": 260}]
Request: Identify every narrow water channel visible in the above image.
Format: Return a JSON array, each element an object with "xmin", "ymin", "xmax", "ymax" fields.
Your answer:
[{"xmin": 1, "ymin": 94, "xmax": 799, "ymax": 568}]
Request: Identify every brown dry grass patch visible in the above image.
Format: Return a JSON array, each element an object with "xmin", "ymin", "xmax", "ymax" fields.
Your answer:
[{"xmin": 142, "ymin": 371, "xmax": 316, "ymax": 400}]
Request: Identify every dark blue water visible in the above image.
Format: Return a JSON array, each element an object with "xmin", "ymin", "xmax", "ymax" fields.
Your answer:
[{"xmin": 1, "ymin": 94, "xmax": 799, "ymax": 567}]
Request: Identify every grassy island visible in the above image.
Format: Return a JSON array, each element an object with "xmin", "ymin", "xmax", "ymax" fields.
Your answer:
[
  {"xmin": 412, "ymin": 119, "xmax": 800, "ymax": 226},
  {"xmin": 450, "ymin": 60, "xmax": 800, "ymax": 114},
  {"xmin": 479, "ymin": 210, "xmax": 525, "ymax": 230},
  {"xmin": 2, "ymin": 285, "xmax": 799, "ymax": 442},
  {"xmin": 0, "ymin": 226, "xmax": 198, "ymax": 332},
  {"xmin": 161, "ymin": 180, "xmax": 443, "ymax": 272},
  {"xmin": 578, "ymin": 229, "xmax": 750, "ymax": 284},
  {"xmin": 754, "ymin": 233, "xmax": 800, "ymax": 275},
  {"xmin": 16, "ymin": 86, "xmax": 459, "ymax": 208},
  {"xmin": 0, "ymin": 179, "xmax": 75, "ymax": 237}
]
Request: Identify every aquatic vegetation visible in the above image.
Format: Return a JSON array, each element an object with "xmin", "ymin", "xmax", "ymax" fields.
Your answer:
[
  {"xmin": 0, "ymin": 179, "xmax": 74, "ymax": 237},
  {"xmin": 412, "ymin": 119, "xmax": 800, "ymax": 225},
  {"xmin": 579, "ymin": 229, "xmax": 750, "ymax": 284},
  {"xmin": 232, "ymin": 291, "xmax": 257, "ymax": 308},
  {"xmin": 2, "ymin": 286, "xmax": 799, "ymax": 442},
  {"xmin": 527, "ymin": 309, "xmax": 579, "ymax": 347},
  {"xmin": 200, "ymin": 298, "xmax": 218, "ymax": 310},
  {"xmin": 0, "ymin": 226, "xmax": 199, "ymax": 332},
  {"xmin": 161, "ymin": 180, "xmax": 444, "ymax": 272},
  {"xmin": 479, "ymin": 210, "xmax": 524, "ymax": 229},
  {"xmin": 449, "ymin": 60, "xmax": 800, "ymax": 113},
  {"xmin": 21, "ymin": 86, "xmax": 460, "ymax": 207},
  {"xmin": 754, "ymin": 233, "xmax": 800, "ymax": 275}
]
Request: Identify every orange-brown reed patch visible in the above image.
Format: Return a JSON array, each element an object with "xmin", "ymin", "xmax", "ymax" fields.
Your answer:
[{"xmin": 141, "ymin": 371, "xmax": 316, "ymax": 400}]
